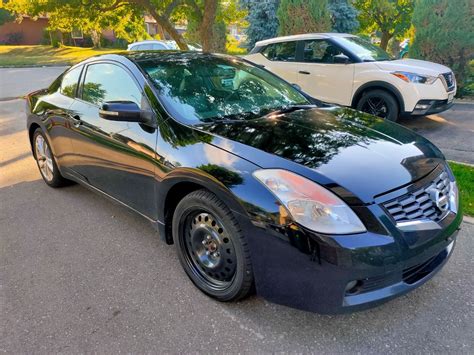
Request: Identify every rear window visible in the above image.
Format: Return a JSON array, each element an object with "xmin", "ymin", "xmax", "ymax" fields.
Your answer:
[
  {"xmin": 261, "ymin": 41, "xmax": 297, "ymax": 62},
  {"xmin": 59, "ymin": 66, "xmax": 82, "ymax": 98}
]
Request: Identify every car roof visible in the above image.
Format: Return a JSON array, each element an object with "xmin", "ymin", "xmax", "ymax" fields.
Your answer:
[
  {"xmin": 77, "ymin": 52, "xmax": 236, "ymax": 67},
  {"xmin": 255, "ymin": 33, "xmax": 355, "ymax": 47},
  {"xmin": 128, "ymin": 40, "xmax": 168, "ymax": 46}
]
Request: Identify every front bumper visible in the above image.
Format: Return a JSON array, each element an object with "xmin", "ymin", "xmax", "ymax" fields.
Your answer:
[
  {"xmin": 237, "ymin": 164, "xmax": 463, "ymax": 314},
  {"xmin": 410, "ymin": 98, "xmax": 455, "ymax": 116},
  {"xmin": 239, "ymin": 209, "xmax": 461, "ymax": 314}
]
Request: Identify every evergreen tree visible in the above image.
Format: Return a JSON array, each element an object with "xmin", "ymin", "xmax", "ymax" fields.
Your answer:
[
  {"xmin": 241, "ymin": 0, "xmax": 280, "ymax": 49},
  {"xmin": 277, "ymin": 0, "xmax": 331, "ymax": 35},
  {"xmin": 410, "ymin": 0, "xmax": 474, "ymax": 89},
  {"xmin": 328, "ymin": 0, "xmax": 359, "ymax": 33}
]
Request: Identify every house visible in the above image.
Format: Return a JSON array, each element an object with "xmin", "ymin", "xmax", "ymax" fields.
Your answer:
[
  {"xmin": 0, "ymin": 12, "xmax": 188, "ymax": 46},
  {"xmin": 0, "ymin": 15, "xmax": 49, "ymax": 45}
]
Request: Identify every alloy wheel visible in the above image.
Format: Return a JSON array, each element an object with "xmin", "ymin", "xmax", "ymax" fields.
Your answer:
[
  {"xmin": 35, "ymin": 134, "xmax": 54, "ymax": 182},
  {"xmin": 361, "ymin": 96, "xmax": 389, "ymax": 118}
]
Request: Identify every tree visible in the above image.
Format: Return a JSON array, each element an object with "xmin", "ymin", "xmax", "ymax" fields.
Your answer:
[
  {"xmin": 5, "ymin": 0, "xmax": 147, "ymax": 47},
  {"xmin": 277, "ymin": 0, "xmax": 331, "ymax": 36},
  {"xmin": 183, "ymin": 0, "xmax": 245, "ymax": 52},
  {"xmin": 5, "ymin": 0, "xmax": 221, "ymax": 51},
  {"xmin": 0, "ymin": 7, "xmax": 14, "ymax": 26},
  {"xmin": 410, "ymin": 0, "xmax": 474, "ymax": 90},
  {"xmin": 241, "ymin": 0, "xmax": 280, "ymax": 49},
  {"xmin": 354, "ymin": 0, "xmax": 414, "ymax": 50},
  {"xmin": 328, "ymin": 0, "xmax": 359, "ymax": 33}
]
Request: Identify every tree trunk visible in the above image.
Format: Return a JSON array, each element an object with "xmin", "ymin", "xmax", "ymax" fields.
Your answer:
[
  {"xmin": 199, "ymin": 0, "xmax": 218, "ymax": 52},
  {"xmin": 91, "ymin": 30, "xmax": 101, "ymax": 48},
  {"xmin": 380, "ymin": 31, "xmax": 392, "ymax": 51},
  {"xmin": 133, "ymin": 0, "xmax": 189, "ymax": 50}
]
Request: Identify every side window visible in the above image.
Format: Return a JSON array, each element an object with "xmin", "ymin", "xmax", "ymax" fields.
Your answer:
[
  {"xmin": 262, "ymin": 41, "xmax": 297, "ymax": 62},
  {"xmin": 152, "ymin": 43, "xmax": 166, "ymax": 50},
  {"xmin": 82, "ymin": 63, "xmax": 143, "ymax": 107},
  {"xmin": 140, "ymin": 44, "xmax": 153, "ymax": 50},
  {"xmin": 60, "ymin": 66, "xmax": 82, "ymax": 98},
  {"xmin": 301, "ymin": 40, "xmax": 345, "ymax": 63}
]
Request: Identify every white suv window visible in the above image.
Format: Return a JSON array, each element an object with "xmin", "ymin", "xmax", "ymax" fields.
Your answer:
[
  {"xmin": 262, "ymin": 41, "xmax": 297, "ymax": 62},
  {"xmin": 301, "ymin": 40, "xmax": 345, "ymax": 63}
]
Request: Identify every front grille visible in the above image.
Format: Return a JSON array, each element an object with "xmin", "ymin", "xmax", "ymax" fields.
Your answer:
[
  {"xmin": 383, "ymin": 170, "xmax": 451, "ymax": 224},
  {"xmin": 441, "ymin": 72, "xmax": 455, "ymax": 92}
]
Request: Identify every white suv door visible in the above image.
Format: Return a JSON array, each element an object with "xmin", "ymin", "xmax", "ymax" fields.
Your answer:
[{"xmin": 295, "ymin": 39, "xmax": 355, "ymax": 106}]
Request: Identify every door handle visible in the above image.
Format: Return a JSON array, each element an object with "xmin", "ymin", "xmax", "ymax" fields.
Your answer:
[{"xmin": 299, "ymin": 70, "xmax": 311, "ymax": 75}]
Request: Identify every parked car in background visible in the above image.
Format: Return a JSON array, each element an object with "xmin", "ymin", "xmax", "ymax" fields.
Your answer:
[
  {"xmin": 26, "ymin": 52, "xmax": 461, "ymax": 314},
  {"xmin": 246, "ymin": 33, "xmax": 456, "ymax": 121},
  {"xmin": 127, "ymin": 40, "xmax": 202, "ymax": 51}
]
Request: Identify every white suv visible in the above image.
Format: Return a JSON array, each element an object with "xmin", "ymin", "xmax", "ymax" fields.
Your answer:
[
  {"xmin": 245, "ymin": 33, "xmax": 456, "ymax": 121},
  {"xmin": 127, "ymin": 40, "xmax": 202, "ymax": 51}
]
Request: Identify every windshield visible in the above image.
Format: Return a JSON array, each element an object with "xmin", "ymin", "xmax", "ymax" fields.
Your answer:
[
  {"xmin": 137, "ymin": 53, "xmax": 310, "ymax": 124},
  {"xmin": 334, "ymin": 36, "xmax": 393, "ymax": 62}
]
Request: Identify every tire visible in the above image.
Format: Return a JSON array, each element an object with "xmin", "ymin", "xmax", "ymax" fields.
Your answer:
[
  {"xmin": 172, "ymin": 189, "xmax": 254, "ymax": 302},
  {"xmin": 32, "ymin": 128, "xmax": 71, "ymax": 187},
  {"xmin": 356, "ymin": 89, "xmax": 399, "ymax": 122}
]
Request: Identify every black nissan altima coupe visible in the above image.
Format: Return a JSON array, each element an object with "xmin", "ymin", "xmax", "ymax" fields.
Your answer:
[{"xmin": 26, "ymin": 52, "xmax": 462, "ymax": 314}]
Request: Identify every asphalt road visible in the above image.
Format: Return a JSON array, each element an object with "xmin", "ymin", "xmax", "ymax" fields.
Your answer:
[{"xmin": 1, "ymin": 67, "xmax": 473, "ymax": 353}]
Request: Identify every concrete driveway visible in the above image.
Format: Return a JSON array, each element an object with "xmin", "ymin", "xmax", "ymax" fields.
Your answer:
[{"xmin": 1, "ymin": 67, "xmax": 473, "ymax": 353}]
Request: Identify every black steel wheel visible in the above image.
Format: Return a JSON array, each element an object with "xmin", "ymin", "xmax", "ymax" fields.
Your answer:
[
  {"xmin": 172, "ymin": 190, "xmax": 253, "ymax": 301},
  {"xmin": 356, "ymin": 89, "xmax": 399, "ymax": 121}
]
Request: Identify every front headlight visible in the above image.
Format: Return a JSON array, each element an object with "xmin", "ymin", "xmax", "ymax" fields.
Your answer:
[
  {"xmin": 253, "ymin": 169, "xmax": 366, "ymax": 234},
  {"xmin": 391, "ymin": 71, "xmax": 437, "ymax": 84}
]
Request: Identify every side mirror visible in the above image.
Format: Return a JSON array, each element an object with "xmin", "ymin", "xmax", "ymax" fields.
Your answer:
[
  {"xmin": 334, "ymin": 53, "xmax": 350, "ymax": 64},
  {"xmin": 99, "ymin": 101, "xmax": 147, "ymax": 122},
  {"xmin": 291, "ymin": 83, "xmax": 302, "ymax": 91}
]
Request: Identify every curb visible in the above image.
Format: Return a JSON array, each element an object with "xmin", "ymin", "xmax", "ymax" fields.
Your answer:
[
  {"xmin": 464, "ymin": 216, "xmax": 474, "ymax": 225},
  {"xmin": 448, "ymin": 160, "xmax": 474, "ymax": 168},
  {"xmin": 0, "ymin": 64, "xmax": 70, "ymax": 69},
  {"xmin": 454, "ymin": 99, "xmax": 474, "ymax": 105}
]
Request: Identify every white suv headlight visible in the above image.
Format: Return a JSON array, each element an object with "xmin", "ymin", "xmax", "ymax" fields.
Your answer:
[
  {"xmin": 391, "ymin": 71, "xmax": 437, "ymax": 84},
  {"xmin": 253, "ymin": 169, "xmax": 366, "ymax": 234}
]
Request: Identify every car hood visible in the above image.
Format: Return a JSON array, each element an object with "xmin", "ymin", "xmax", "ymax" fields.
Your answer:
[
  {"xmin": 375, "ymin": 59, "xmax": 452, "ymax": 76},
  {"xmin": 196, "ymin": 107, "xmax": 444, "ymax": 204}
]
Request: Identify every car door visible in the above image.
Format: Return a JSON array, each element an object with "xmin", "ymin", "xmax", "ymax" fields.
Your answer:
[
  {"xmin": 296, "ymin": 39, "xmax": 355, "ymax": 105},
  {"xmin": 40, "ymin": 65, "xmax": 83, "ymax": 170},
  {"xmin": 248, "ymin": 41, "xmax": 299, "ymax": 84},
  {"xmin": 68, "ymin": 61, "xmax": 158, "ymax": 218}
]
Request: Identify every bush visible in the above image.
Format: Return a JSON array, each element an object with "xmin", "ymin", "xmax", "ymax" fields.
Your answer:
[
  {"xmin": 277, "ymin": 0, "xmax": 331, "ymax": 35},
  {"xmin": 410, "ymin": 0, "xmax": 474, "ymax": 94},
  {"xmin": 5, "ymin": 32, "xmax": 23, "ymax": 45}
]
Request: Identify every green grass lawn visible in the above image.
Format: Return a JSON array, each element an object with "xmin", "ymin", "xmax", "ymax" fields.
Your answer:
[
  {"xmin": 0, "ymin": 45, "xmax": 121, "ymax": 66},
  {"xmin": 449, "ymin": 162, "xmax": 474, "ymax": 217}
]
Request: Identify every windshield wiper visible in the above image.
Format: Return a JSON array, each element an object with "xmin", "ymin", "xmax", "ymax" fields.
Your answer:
[
  {"xmin": 198, "ymin": 105, "xmax": 316, "ymax": 125},
  {"xmin": 262, "ymin": 104, "xmax": 317, "ymax": 117}
]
